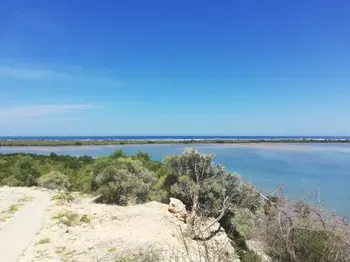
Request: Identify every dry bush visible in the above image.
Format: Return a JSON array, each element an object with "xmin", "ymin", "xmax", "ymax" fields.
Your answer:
[{"xmin": 259, "ymin": 189, "xmax": 350, "ymax": 262}]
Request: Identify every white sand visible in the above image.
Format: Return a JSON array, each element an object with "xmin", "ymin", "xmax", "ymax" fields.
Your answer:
[
  {"xmin": 0, "ymin": 187, "xmax": 50, "ymax": 262},
  {"xmin": 0, "ymin": 187, "xmax": 238, "ymax": 262}
]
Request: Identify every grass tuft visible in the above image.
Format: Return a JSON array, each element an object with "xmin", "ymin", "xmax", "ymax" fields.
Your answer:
[
  {"xmin": 53, "ymin": 211, "xmax": 79, "ymax": 226},
  {"xmin": 52, "ymin": 192, "xmax": 75, "ymax": 203},
  {"xmin": 18, "ymin": 195, "xmax": 34, "ymax": 203},
  {"xmin": 0, "ymin": 197, "xmax": 31, "ymax": 223},
  {"xmin": 7, "ymin": 203, "xmax": 22, "ymax": 214},
  {"xmin": 55, "ymin": 246, "xmax": 66, "ymax": 254},
  {"xmin": 79, "ymin": 214, "xmax": 91, "ymax": 223},
  {"xmin": 36, "ymin": 237, "xmax": 51, "ymax": 245},
  {"xmin": 53, "ymin": 211, "xmax": 90, "ymax": 226}
]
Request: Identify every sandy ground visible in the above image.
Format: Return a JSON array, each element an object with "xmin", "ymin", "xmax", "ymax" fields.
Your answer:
[
  {"xmin": 0, "ymin": 187, "xmax": 50, "ymax": 262},
  {"xmin": 0, "ymin": 187, "xmax": 239, "ymax": 262}
]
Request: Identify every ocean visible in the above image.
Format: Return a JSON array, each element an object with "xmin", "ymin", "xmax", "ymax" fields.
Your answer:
[{"xmin": 0, "ymin": 142, "xmax": 349, "ymax": 216}]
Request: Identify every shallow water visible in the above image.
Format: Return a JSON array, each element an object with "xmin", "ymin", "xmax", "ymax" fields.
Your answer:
[{"xmin": 1, "ymin": 143, "xmax": 349, "ymax": 216}]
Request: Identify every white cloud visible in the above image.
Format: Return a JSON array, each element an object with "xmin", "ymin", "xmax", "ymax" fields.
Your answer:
[{"xmin": 0, "ymin": 104, "xmax": 95, "ymax": 124}]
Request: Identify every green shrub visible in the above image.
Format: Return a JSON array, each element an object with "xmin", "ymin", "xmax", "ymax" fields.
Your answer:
[
  {"xmin": 149, "ymin": 181, "xmax": 168, "ymax": 203},
  {"xmin": 38, "ymin": 171, "xmax": 70, "ymax": 190},
  {"xmin": 69, "ymin": 165, "xmax": 93, "ymax": 192},
  {"xmin": 93, "ymin": 158, "xmax": 156, "ymax": 205},
  {"xmin": 11, "ymin": 156, "xmax": 40, "ymax": 186},
  {"xmin": 267, "ymin": 227, "xmax": 350, "ymax": 262},
  {"xmin": 233, "ymin": 208, "xmax": 257, "ymax": 240},
  {"xmin": 1, "ymin": 175, "xmax": 24, "ymax": 187},
  {"xmin": 241, "ymin": 251, "xmax": 262, "ymax": 262}
]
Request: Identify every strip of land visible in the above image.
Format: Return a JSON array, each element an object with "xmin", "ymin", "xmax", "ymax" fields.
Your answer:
[{"xmin": 0, "ymin": 138, "xmax": 350, "ymax": 147}]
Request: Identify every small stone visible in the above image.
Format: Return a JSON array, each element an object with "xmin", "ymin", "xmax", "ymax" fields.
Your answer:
[{"xmin": 168, "ymin": 198, "xmax": 187, "ymax": 221}]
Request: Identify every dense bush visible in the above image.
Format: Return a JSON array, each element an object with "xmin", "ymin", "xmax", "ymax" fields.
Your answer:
[
  {"xmin": 0, "ymin": 153, "xmax": 94, "ymax": 188},
  {"xmin": 38, "ymin": 171, "xmax": 71, "ymax": 190},
  {"xmin": 233, "ymin": 208, "xmax": 257, "ymax": 240},
  {"xmin": 1, "ymin": 175, "xmax": 23, "ymax": 186},
  {"xmin": 11, "ymin": 156, "xmax": 41, "ymax": 186},
  {"xmin": 70, "ymin": 165, "xmax": 93, "ymax": 192},
  {"xmin": 92, "ymin": 158, "xmax": 156, "ymax": 205}
]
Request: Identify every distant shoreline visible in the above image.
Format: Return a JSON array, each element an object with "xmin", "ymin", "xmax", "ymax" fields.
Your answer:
[{"xmin": 1, "ymin": 138, "xmax": 350, "ymax": 147}]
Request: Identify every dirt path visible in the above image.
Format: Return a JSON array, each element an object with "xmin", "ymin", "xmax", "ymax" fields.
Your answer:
[{"xmin": 0, "ymin": 187, "xmax": 50, "ymax": 262}]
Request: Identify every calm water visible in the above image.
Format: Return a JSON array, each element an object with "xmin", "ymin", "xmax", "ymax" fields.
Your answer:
[
  {"xmin": 1, "ymin": 135, "xmax": 350, "ymax": 140},
  {"xmin": 1, "ymin": 143, "xmax": 349, "ymax": 216}
]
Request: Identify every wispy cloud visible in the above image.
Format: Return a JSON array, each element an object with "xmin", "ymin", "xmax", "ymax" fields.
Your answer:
[
  {"xmin": 0, "ymin": 104, "xmax": 95, "ymax": 125},
  {"xmin": 0, "ymin": 66, "xmax": 55, "ymax": 80},
  {"xmin": 0, "ymin": 65, "xmax": 122, "ymax": 85},
  {"xmin": 0, "ymin": 65, "xmax": 92, "ymax": 81}
]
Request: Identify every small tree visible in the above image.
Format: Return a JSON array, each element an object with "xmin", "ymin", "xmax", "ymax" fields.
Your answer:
[
  {"xmin": 163, "ymin": 148, "xmax": 249, "ymax": 237},
  {"xmin": 109, "ymin": 149, "xmax": 128, "ymax": 159}
]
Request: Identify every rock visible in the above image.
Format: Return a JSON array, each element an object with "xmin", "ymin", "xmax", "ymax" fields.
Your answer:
[
  {"xmin": 186, "ymin": 217, "xmax": 239, "ymax": 261},
  {"xmin": 169, "ymin": 198, "xmax": 186, "ymax": 213},
  {"xmin": 168, "ymin": 198, "xmax": 187, "ymax": 222},
  {"xmin": 191, "ymin": 217, "xmax": 222, "ymax": 238}
]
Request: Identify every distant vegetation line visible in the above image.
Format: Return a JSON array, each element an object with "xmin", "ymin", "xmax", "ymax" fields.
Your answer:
[{"xmin": 1, "ymin": 138, "xmax": 350, "ymax": 147}]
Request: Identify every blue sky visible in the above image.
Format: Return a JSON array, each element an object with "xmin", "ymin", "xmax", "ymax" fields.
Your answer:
[{"xmin": 0, "ymin": 0, "xmax": 349, "ymax": 136}]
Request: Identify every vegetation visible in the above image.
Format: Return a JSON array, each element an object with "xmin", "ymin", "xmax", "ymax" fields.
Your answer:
[
  {"xmin": 0, "ymin": 195, "xmax": 33, "ymax": 223},
  {"xmin": 1, "ymin": 138, "xmax": 350, "ymax": 147},
  {"xmin": 156, "ymin": 148, "xmax": 261, "ymax": 237},
  {"xmin": 0, "ymin": 148, "xmax": 349, "ymax": 261},
  {"xmin": 53, "ymin": 211, "xmax": 80, "ymax": 227},
  {"xmin": 36, "ymin": 238, "xmax": 51, "ymax": 245},
  {"xmin": 261, "ymin": 194, "xmax": 350, "ymax": 262},
  {"xmin": 92, "ymin": 157, "xmax": 156, "ymax": 205},
  {"xmin": 52, "ymin": 192, "xmax": 75, "ymax": 203},
  {"xmin": 38, "ymin": 171, "xmax": 70, "ymax": 190},
  {"xmin": 0, "ymin": 152, "xmax": 93, "ymax": 190}
]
